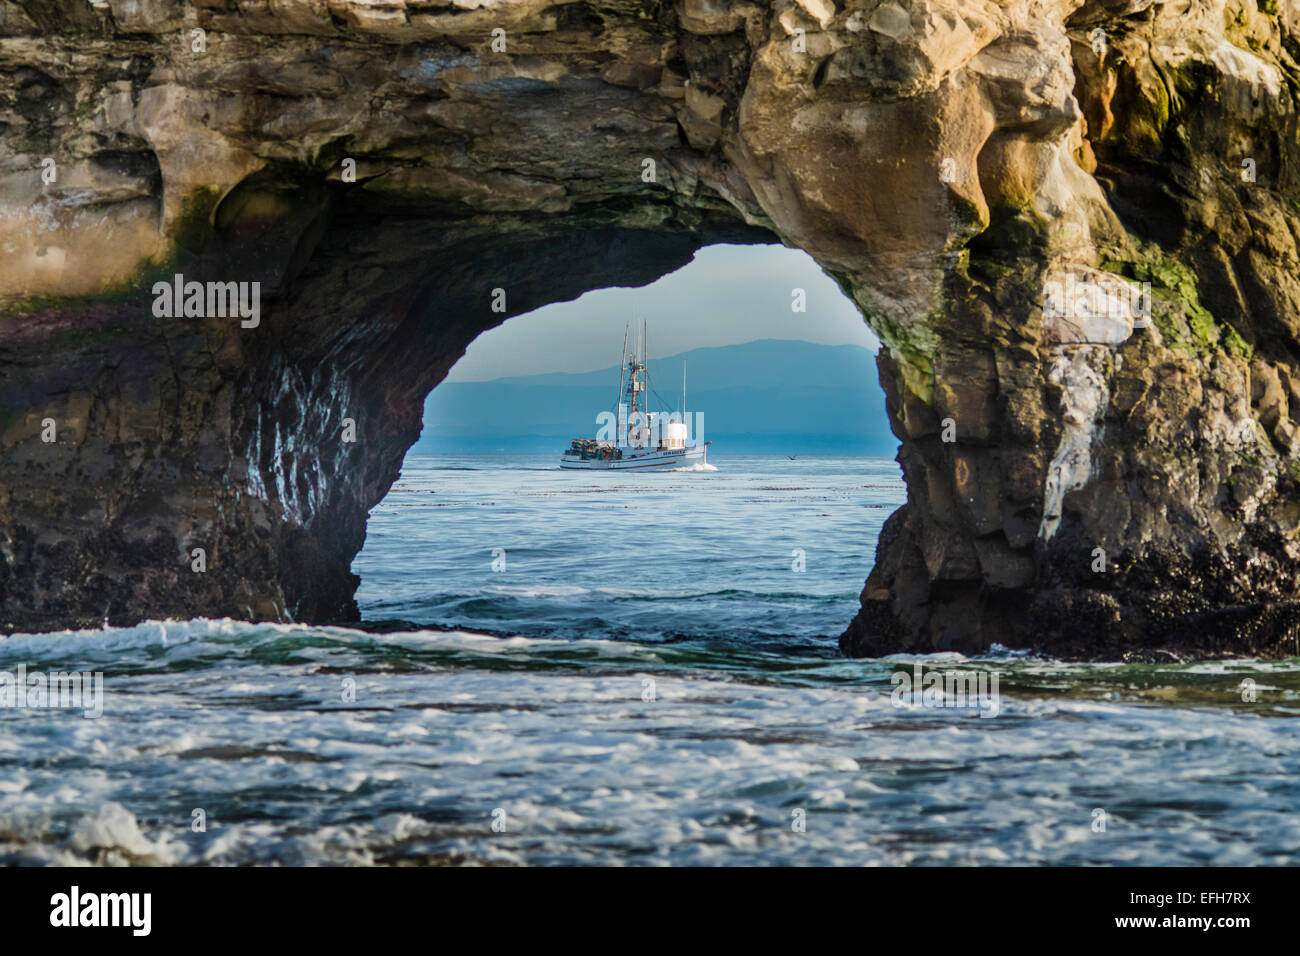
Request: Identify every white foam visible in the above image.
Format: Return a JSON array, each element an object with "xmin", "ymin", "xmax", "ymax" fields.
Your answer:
[{"xmin": 670, "ymin": 462, "xmax": 718, "ymax": 472}]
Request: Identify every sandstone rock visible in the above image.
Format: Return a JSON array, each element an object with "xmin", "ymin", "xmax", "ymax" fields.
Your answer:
[{"xmin": 0, "ymin": 0, "xmax": 1297, "ymax": 659}]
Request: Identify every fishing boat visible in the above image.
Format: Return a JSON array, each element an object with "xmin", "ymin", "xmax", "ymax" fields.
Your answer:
[{"xmin": 560, "ymin": 321, "xmax": 710, "ymax": 470}]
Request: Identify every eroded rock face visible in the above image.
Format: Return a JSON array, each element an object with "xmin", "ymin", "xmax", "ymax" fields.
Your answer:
[{"xmin": 1, "ymin": 0, "xmax": 1298, "ymax": 658}]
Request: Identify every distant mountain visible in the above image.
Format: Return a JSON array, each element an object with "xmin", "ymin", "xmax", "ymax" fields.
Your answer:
[
  {"xmin": 488, "ymin": 339, "xmax": 884, "ymax": 390},
  {"xmin": 414, "ymin": 339, "xmax": 897, "ymax": 454}
]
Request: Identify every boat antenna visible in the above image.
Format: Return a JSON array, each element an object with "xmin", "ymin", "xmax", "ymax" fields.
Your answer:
[
  {"xmin": 615, "ymin": 320, "xmax": 628, "ymax": 446},
  {"xmin": 682, "ymin": 359, "xmax": 686, "ymax": 417}
]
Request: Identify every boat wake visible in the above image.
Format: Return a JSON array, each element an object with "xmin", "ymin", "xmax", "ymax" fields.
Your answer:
[{"xmin": 671, "ymin": 462, "xmax": 717, "ymax": 472}]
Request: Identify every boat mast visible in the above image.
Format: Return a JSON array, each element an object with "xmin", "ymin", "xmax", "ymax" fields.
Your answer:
[
  {"xmin": 630, "ymin": 323, "xmax": 635, "ymax": 443},
  {"xmin": 645, "ymin": 321, "xmax": 650, "ymax": 444},
  {"xmin": 626, "ymin": 318, "xmax": 640, "ymax": 446}
]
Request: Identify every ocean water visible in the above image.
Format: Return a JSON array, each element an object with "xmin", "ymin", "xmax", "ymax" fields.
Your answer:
[
  {"xmin": 2, "ymin": 453, "xmax": 1300, "ymax": 866},
  {"xmin": 355, "ymin": 453, "xmax": 900, "ymax": 648}
]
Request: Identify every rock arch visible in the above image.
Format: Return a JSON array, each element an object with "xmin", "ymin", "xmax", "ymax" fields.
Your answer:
[{"xmin": 1, "ymin": 0, "xmax": 1299, "ymax": 657}]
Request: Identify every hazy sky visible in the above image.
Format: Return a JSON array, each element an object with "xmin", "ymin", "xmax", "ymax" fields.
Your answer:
[{"xmin": 445, "ymin": 243, "xmax": 880, "ymax": 381}]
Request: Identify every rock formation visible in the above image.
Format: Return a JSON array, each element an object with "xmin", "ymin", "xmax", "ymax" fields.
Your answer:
[{"xmin": 0, "ymin": 0, "xmax": 1297, "ymax": 658}]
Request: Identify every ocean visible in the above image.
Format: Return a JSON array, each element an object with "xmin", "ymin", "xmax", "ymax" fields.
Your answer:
[{"xmin": 2, "ymin": 453, "xmax": 1299, "ymax": 865}]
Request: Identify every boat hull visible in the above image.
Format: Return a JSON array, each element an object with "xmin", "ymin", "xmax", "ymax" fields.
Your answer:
[{"xmin": 559, "ymin": 445, "xmax": 706, "ymax": 470}]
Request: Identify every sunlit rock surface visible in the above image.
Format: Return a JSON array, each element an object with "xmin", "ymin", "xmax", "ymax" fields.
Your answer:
[{"xmin": 1, "ymin": 0, "xmax": 1298, "ymax": 658}]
